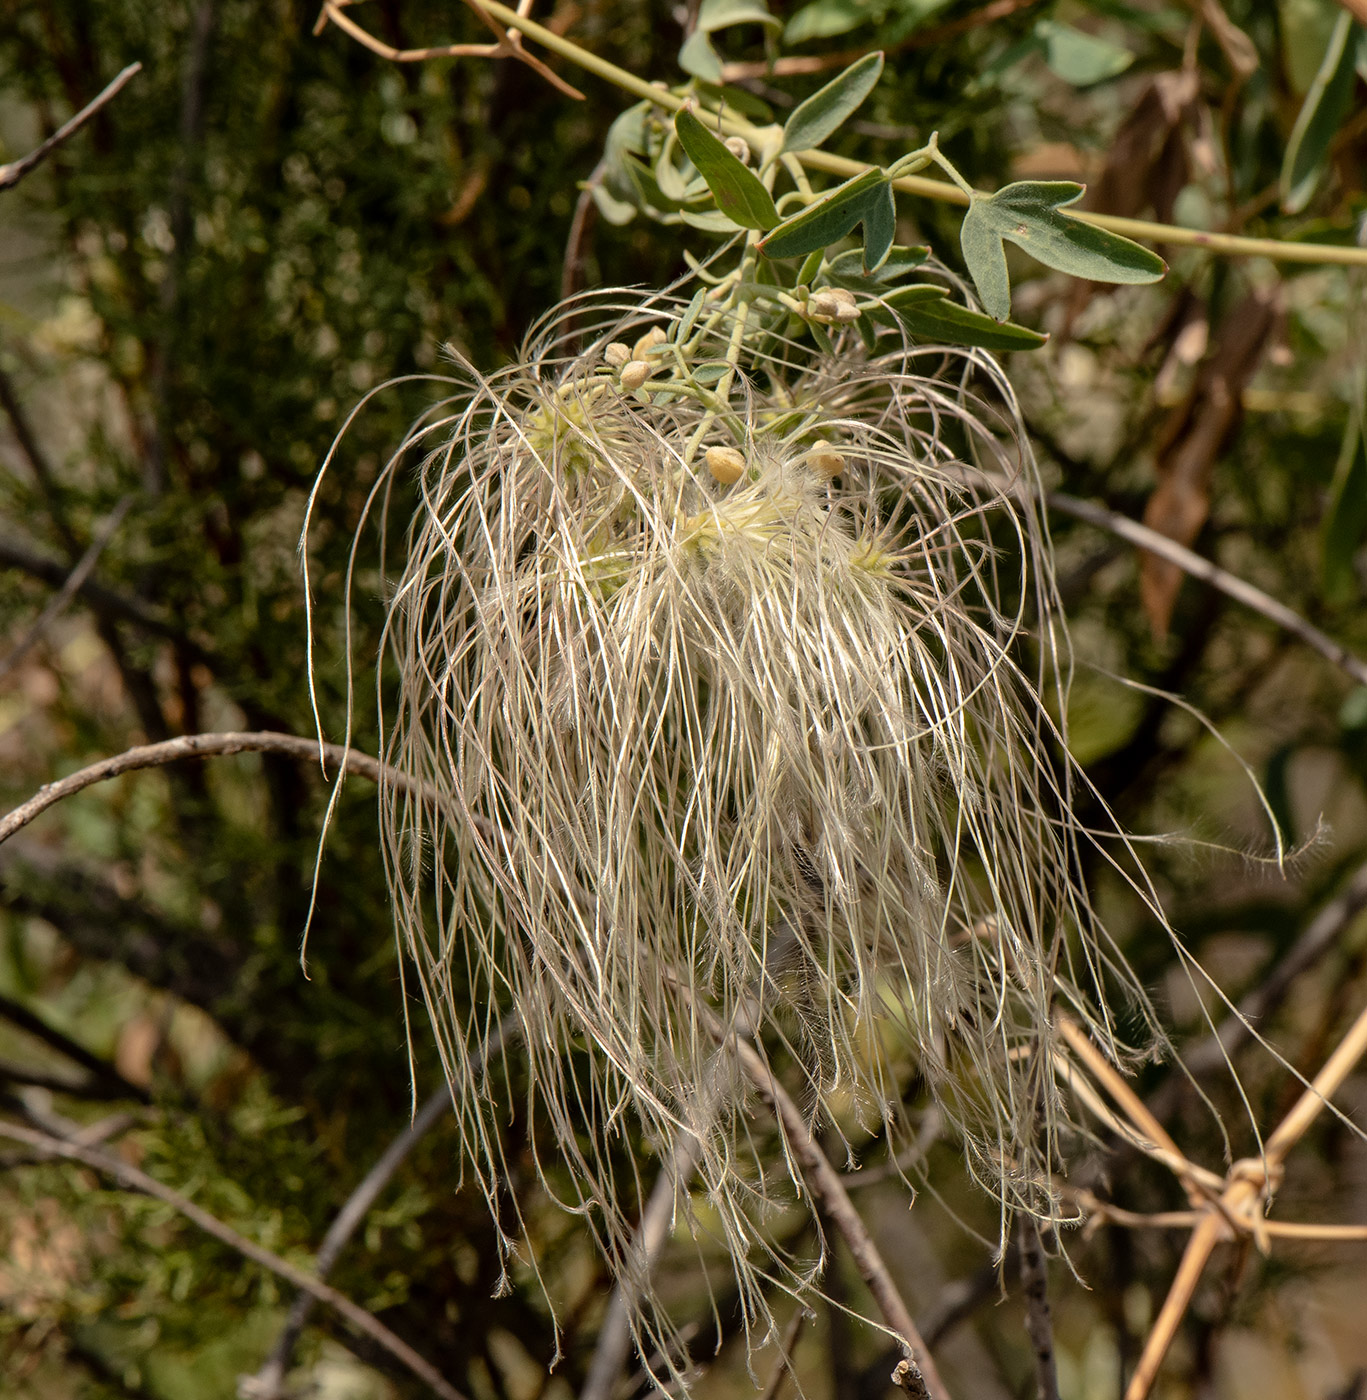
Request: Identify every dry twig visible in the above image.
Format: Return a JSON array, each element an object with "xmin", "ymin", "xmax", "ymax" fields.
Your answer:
[
  {"xmin": 0, "ymin": 1118, "xmax": 469, "ymax": 1400},
  {"xmin": 314, "ymin": 0, "xmax": 584, "ymax": 99},
  {"xmin": 724, "ymin": 1029, "xmax": 951, "ymax": 1400},
  {"xmin": 0, "ymin": 730, "xmax": 404, "ymax": 846},
  {"xmin": 579, "ymin": 1135, "xmax": 704, "ymax": 1400},
  {"xmin": 1046, "ymin": 490, "xmax": 1367, "ymax": 688},
  {"xmin": 0, "ymin": 497, "xmax": 132, "ymax": 682},
  {"xmin": 1057, "ymin": 1007, "xmax": 1367, "ymax": 1399},
  {"xmin": 0, "ymin": 63, "xmax": 142, "ymax": 193}
]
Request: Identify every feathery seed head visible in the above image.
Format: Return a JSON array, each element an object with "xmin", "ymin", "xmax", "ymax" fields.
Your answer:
[{"xmin": 332, "ymin": 284, "xmax": 1164, "ymax": 1370}]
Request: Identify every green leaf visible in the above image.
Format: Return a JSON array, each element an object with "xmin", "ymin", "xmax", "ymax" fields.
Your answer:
[
  {"xmin": 758, "ymin": 167, "xmax": 892, "ymax": 266},
  {"xmin": 826, "ymin": 243, "xmax": 928, "ymax": 290},
  {"xmin": 1035, "ymin": 20, "xmax": 1134, "ymax": 86},
  {"xmin": 784, "ymin": 0, "xmax": 882, "ymax": 44},
  {"xmin": 589, "ymin": 183, "xmax": 638, "ymax": 226},
  {"xmin": 679, "ymin": 28, "xmax": 723, "ymax": 81},
  {"xmin": 674, "ymin": 109, "xmax": 780, "ymax": 230},
  {"xmin": 680, "ymin": 0, "xmax": 782, "ymax": 80},
  {"xmin": 696, "ymin": 0, "xmax": 782, "ymax": 32},
  {"xmin": 679, "ymin": 207, "xmax": 743, "ymax": 233},
  {"xmin": 1281, "ymin": 12, "xmax": 1360, "ymax": 214},
  {"xmin": 1324, "ymin": 405, "xmax": 1367, "ymax": 599},
  {"xmin": 960, "ymin": 180, "xmax": 1165, "ymax": 321},
  {"xmin": 878, "ymin": 284, "xmax": 1047, "ymax": 350},
  {"xmin": 782, "ymin": 52, "xmax": 884, "ymax": 153}
]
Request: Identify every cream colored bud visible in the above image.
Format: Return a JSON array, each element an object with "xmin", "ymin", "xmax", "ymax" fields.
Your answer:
[
  {"xmin": 808, "ymin": 287, "xmax": 860, "ymax": 325},
  {"xmin": 723, "ymin": 135, "xmax": 751, "ymax": 165},
  {"xmin": 619, "ymin": 360, "xmax": 653, "ymax": 391},
  {"xmin": 604, "ymin": 341, "xmax": 631, "ymax": 367},
  {"xmin": 631, "ymin": 326, "xmax": 667, "ymax": 360},
  {"xmin": 706, "ymin": 445, "xmax": 746, "ymax": 485},
  {"xmin": 809, "ymin": 439, "xmax": 843, "ymax": 479},
  {"xmin": 807, "ymin": 291, "xmax": 841, "ymax": 322}
]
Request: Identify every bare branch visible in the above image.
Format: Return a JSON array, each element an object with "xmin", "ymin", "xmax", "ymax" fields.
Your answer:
[
  {"xmin": 1047, "ymin": 490, "xmax": 1367, "ymax": 688},
  {"xmin": 580, "ymin": 1135, "xmax": 703, "ymax": 1400},
  {"xmin": 1177, "ymin": 858, "xmax": 1367, "ymax": 1080},
  {"xmin": 315, "ymin": 0, "xmax": 585, "ymax": 100},
  {"xmin": 0, "ymin": 497, "xmax": 132, "ymax": 681},
  {"xmin": 726, "ymin": 1030, "xmax": 951, "ymax": 1400},
  {"xmin": 0, "ymin": 1117, "xmax": 469, "ymax": 1400},
  {"xmin": 0, "ymin": 731, "xmax": 406, "ymax": 846},
  {"xmin": 0, "ymin": 531, "xmax": 212, "ymax": 656},
  {"xmin": 0, "ymin": 63, "xmax": 143, "ymax": 193},
  {"xmin": 1017, "ymin": 1221, "xmax": 1059, "ymax": 1400},
  {"xmin": 244, "ymin": 1015, "xmax": 520, "ymax": 1400}
]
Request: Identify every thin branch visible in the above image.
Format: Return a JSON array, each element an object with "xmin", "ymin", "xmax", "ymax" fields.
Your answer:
[
  {"xmin": 1118, "ymin": 1000, "xmax": 1367, "ymax": 1400},
  {"xmin": 0, "ymin": 363, "xmax": 79, "ymax": 555},
  {"xmin": 244, "ymin": 1015, "xmax": 520, "ymax": 1400},
  {"xmin": 316, "ymin": 0, "xmax": 585, "ymax": 99},
  {"xmin": 0, "ymin": 532, "xmax": 213, "ymax": 656},
  {"xmin": 0, "ymin": 497, "xmax": 132, "ymax": 681},
  {"xmin": 0, "ymin": 1118, "xmax": 469, "ymax": 1400},
  {"xmin": 561, "ymin": 158, "xmax": 605, "ymax": 303},
  {"xmin": 757, "ymin": 1307, "xmax": 810, "ymax": 1400},
  {"xmin": 1017, "ymin": 1220, "xmax": 1059, "ymax": 1400},
  {"xmin": 580, "ymin": 1134, "xmax": 703, "ymax": 1400},
  {"xmin": 457, "ymin": 0, "xmax": 1367, "ymax": 268},
  {"xmin": 0, "ymin": 1109, "xmax": 134, "ymax": 1169},
  {"xmin": 0, "ymin": 63, "xmax": 142, "ymax": 193},
  {"xmin": 1046, "ymin": 491, "xmax": 1367, "ymax": 688},
  {"xmin": 0, "ymin": 731, "xmax": 404, "ymax": 846},
  {"xmin": 0, "ymin": 1059, "xmax": 129, "ymax": 1099},
  {"xmin": 723, "ymin": 1029, "xmax": 951, "ymax": 1400},
  {"xmin": 1176, "ymin": 859, "xmax": 1367, "ymax": 1081},
  {"xmin": 720, "ymin": 0, "xmax": 1044, "ymax": 80}
]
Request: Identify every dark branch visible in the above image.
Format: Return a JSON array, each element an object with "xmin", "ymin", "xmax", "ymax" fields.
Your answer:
[{"xmin": 0, "ymin": 990, "xmax": 150, "ymax": 1102}]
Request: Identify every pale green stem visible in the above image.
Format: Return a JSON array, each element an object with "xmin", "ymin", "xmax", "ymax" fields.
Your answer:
[{"xmin": 456, "ymin": 0, "xmax": 1367, "ymax": 269}]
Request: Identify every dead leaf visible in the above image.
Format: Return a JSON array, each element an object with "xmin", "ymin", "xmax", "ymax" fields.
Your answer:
[{"xmin": 1140, "ymin": 287, "xmax": 1281, "ymax": 638}]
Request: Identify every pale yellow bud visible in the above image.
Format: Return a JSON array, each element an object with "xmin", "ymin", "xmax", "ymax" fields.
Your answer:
[
  {"xmin": 631, "ymin": 326, "xmax": 667, "ymax": 360},
  {"xmin": 723, "ymin": 135, "xmax": 751, "ymax": 165},
  {"xmin": 705, "ymin": 445, "xmax": 746, "ymax": 485},
  {"xmin": 618, "ymin": 360, "xmax": 653, "ymax": 391},
  {"xmin": 604, "ymin": 342, "xmax": 631, "ymax": 367},
  {"xmin": 808, "ymin": 439, "xmax": 843, "ymax": 478}
]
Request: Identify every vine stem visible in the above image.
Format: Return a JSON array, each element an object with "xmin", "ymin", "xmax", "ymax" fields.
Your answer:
[{"xmin": 457, "ymin": 0, "xmax": 1367, "ymax": 269}]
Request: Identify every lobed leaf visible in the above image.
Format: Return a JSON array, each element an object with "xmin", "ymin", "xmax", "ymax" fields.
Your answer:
[
  {"xmin": 877, "ymin": 284, "xmax": 1047, "ymax": 350},
  {"xmin": 782, "ymin": 52, "xmax": 884, "ymax": 153},
  {"xmin": 960, "ymin": 180, "xmax": 1165, "ymax": 321},
  {"xmin": 674, "ymin": 109, "xmax": 780, "ymax": 230},
  {"xmin": 758, "ymin": 167, "xmax": 893, "ymax": 268}
]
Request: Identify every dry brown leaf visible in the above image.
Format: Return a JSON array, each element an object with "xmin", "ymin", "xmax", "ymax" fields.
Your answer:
[{"xmin": 1140, "ymin": 287, "xmax": 1281, "ymax": 638}]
